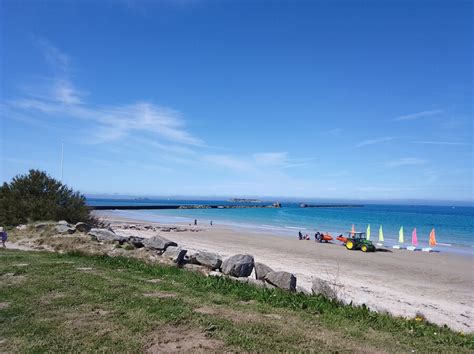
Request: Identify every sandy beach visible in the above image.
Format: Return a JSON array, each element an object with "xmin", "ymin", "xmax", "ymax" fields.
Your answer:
[{"xmin": 96, "ymin": 211, "xmax": 474, "ymax": 333}]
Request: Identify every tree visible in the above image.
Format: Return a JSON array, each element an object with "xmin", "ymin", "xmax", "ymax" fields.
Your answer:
[{"xmin": 0, "ymin": 170, "xmax": 92, "ymax": 226}]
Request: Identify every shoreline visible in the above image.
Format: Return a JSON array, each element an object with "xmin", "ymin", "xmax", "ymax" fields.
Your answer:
[
  {"xmin": 96, "ymin": 211, "xmax": 474, "ymax": 333},
  {"xmin": 99, "ymin": 209, "xmax": 474, "ymax": 256}
]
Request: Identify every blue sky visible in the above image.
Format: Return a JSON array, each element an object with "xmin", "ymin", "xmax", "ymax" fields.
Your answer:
[{"xmin": 1, "ymin": 0, "xmax": 472, "ymax": 202}]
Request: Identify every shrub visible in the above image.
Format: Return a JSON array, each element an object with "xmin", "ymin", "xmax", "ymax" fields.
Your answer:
[{"xmin": 0, "ymin": 169, "xmax": 92, "ymax": 226}]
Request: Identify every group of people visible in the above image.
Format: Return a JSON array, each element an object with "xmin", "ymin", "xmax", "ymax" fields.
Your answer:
[{"xmin": 297, "ymin": 230, "xmax": 328, "ymax": 242}]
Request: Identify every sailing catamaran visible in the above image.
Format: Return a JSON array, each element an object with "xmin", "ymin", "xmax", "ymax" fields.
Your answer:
[
  {"xmin": 377, "ymin": 225, "xmax": 384, "ymax": 246},
  {"xmin": 407, "ymin": 227, "xmax": 418, "ymax": 251},
  {"xmin": 422, "ymin": 228, "xmax": 437, "ymax": 252},
  {"xmin": 393, "ymin": 226, "xmax": 404, "ymax": 249}
]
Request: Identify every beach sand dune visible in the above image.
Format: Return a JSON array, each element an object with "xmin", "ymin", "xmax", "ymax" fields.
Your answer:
[{"xmin": 99, "ymin": 213, "xmax": 474, "ymax": 333}]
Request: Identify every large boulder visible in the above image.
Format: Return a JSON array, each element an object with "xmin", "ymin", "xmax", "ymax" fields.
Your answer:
[
  {"xmin": 192, "ymin": 252, "xmax": 222, "ymax": 270},
  {"xmin": 57, "ymin": 220, "xmax": 69, "ymax": 226},
  {"xmin": 221, "ymin": 254, "xmax": 254, "ymax": 277},
  {"xmin": 264, "ymin": 271, "xmax": 297, "ymax": 292},
  {"xmin": 162, "ymin": 246, "xmax": 187, "ymax": 264},
  {"xmin": 75, "ymin": 222, "xmax": 91, "ymax": 233},
  {"xmin": 55, "ymin": 224, "xmax": 75, "ymax": 235},
  {"xmin": 311, "ymin": 277, "xmax": 338, "ymax": 300},
  {"xmin": 89, "ymin": 228, "xmax": 127, "ymax": 243},
  {"xmin": 128, "ymin": 236, "xmax": 145, "ymax": 248},
  {"xmin": 143, "ymin": 235, "xmax": 177, "ymax": 251},
  {"xmin": 35, "ymin": 222, "xmax": 54, "ymax": 230},
  {"xmin": 254, "ymin": 262, "xmax": 273, "ymax": 280}
]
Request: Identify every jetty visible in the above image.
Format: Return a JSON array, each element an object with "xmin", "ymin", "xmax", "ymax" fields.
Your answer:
[{"xmin": 91, "ymin": 203, "xmax": 363, "ymax": 210}]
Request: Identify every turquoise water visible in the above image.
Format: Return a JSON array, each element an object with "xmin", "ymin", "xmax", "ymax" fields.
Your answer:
[{"xmin": 89, "ymin": 199, "xmax": 474, "ymax": 255}]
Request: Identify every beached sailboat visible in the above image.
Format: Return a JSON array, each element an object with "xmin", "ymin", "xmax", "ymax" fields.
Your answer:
[
  {"xmin": 393, "ymin": 226, "xmax": 404, "ymax": 249},
  {"xmin": 351, "ymin": 224, "xmax": 355, "ymax": 236},
  {"xmin": 422, "ymin": 228, "xmax": 437, "ymax": 252},
  {"xmin": 407, "ymin": 227, "xmax": 418, "ymax": 251},
  {"xmin": 377, "ymin": 225, "xmax": 384, "ymax": 246},
  {"xmin": 366, "ymin": 224, "xmax": 371, "ymax": 240}
]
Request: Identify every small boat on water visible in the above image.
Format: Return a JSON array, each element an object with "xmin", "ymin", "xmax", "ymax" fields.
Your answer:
[
  {"xmin": 393, "ymin": 226, "xmax": 405, "ymax": 249},
  {"xmin": 422, "ymin": 228, "xmax": 437, "ymax": 252},
  {"xmin": 376, "ymin": 225, "xmax": 384, "ymax": 247},
  {"xmin": 407, "ymin": 227, "xmax": 418, "ymax": 251}
]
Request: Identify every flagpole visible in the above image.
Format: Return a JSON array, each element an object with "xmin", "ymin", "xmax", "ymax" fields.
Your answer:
[{"xmin": 61, "ymin": 140, "xmax": 64, "ymax": 182}]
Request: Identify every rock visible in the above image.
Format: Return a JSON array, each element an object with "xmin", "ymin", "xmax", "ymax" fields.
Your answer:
[
  {"xmin": 143, "ymin": 235, "xmax": 177, "ymax": 251},
  {"xmin": 75, "ymin": 222, "xmax": 91, "ymax": 233},
  {"xmin": 311, "ymin": 277, "xmax": 338, "ymax": 300},
  {"xmin": 183, "ymin": 263, "xmax": 210, "ymax": 275},
  {"xmin": 35, "ymin": 222, "xmax": 54, "ymax": 230},
  {"xmin": 16, "ymin": 224, "xmax": 27, "ymax": 231},
  {"xmin": 254, "ymin": 262, "xmax": 273, "ymax": 280},
  {"xmin": 55, "ymin": 224, "xmax": 75, "ymax": 234},
  {"xmin": 221, "ymin": 254, "xmax": 254, "ymax": 277},
  {"xmin": 128, "ymin": 236, "xmax": 145, "ymax": 248},
  {"xmin": 57, "ymin": 220, "xmax": 69, "ymax": 226},
  {"xmin": 89, "ymin": 228, "xmax": 127, "ymax": 243},
  {"xmin": 264, "ymin": 271, "xmax": 297, "ymax": 292},
  {"xmin": 162, "ymin": 246, "xmax": 187, "ymax": 264},
  {"xmin": 247, "ymin": 278, "xmax": 267, "ymax": 288},
  {"xmin": 296, "ymin": 285, "xmax": 311, "ymax": 295},
  {"xmin": 192, "ymin": 251, "xmax": 222, "ymax": 270},
  {"xmin": 208, "ymin": 271, "xmax": 224, "ymax": 277}
]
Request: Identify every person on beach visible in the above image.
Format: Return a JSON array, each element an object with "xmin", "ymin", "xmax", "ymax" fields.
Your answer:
[
  {"xmin": 298, "ymin": 231, "xmax": 303, "ymax": 240},
  {"xmin": 210, "ymin": 220, "xmax": 213, "ymax": 226},
  {"xmin": 0, "ymin": 227, "xmax": 7, "ymax": 248},
  {"xmin": 305, "ymin": 234, "xmax": 310, "ymax": 240},
  {"xmin": 194, "ymin": 219, "xmax": 197, "ymax": 226}
]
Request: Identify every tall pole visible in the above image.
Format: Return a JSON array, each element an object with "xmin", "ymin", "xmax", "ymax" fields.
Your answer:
[{"xmin": 60, "ymin": 140, "xmax": 64, "ymax": 182}]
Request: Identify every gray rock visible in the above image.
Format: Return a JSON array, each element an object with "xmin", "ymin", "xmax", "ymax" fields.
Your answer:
[
  {"xmin": 193, "ymin": 251, "xmax": 222, "ymax": 270},
  {"xmin": 89, "ymin": 228, "xmax": 127, "ymax": 243},
  {"xmin": 264, "ymin": 271, "xmax": 297, "ymax": 292},
  {"xmin": 247, "ymin": 278, "xmax": 267, "ymax": 288},
  {"xmin": 75, "ymin": 222, "xmax": 91, "ymax": 233},
  {"xmin": 296, "ymin": 285, "xmax": 311, "ymax": 295},
  {"xmin": 57, "ymin": 220, "xmax": 69, "ymax": 226},
  {"xmin": 254, "ymin": 262, "xmax": 273, "ymax": 280},
  {"xmin": 143, "ymin": 235, "xmax": 177, "ymax": 251},
  {"xmin": 162, "ymin": 246, "xmax": 187, "ymax": 264},
  {"xmin": 35, "ymin": 222, "xmax": 54, "ymax": 230},
  {"xmin": 221, "ymin": 254, "xmax": 254, "ymax": 277},
  {"xmin": 311, "ymin": 277, "xmax": 338, "ymax": 300},
  {"xmin": 55, "ymin": 224, "xmax": 75, "ymax": 234},
  {"xmin": 128, "ymin": 236, "xmax": 145, "ymax": 248},
  {"xmin": 208, "ymin": 271, "xmax": 224, "ymax": 277},
  {"xmin": 16, "ymin": 224, "xmax": 27, "ymax": 231}
]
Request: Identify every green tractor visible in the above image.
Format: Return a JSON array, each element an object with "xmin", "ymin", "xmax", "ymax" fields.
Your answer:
[{"xmin": 344, "ymin": 232, "xmax": 376, "ymax": 252}]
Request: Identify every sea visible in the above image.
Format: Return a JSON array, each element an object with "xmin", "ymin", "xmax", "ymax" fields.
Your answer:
[{"xmin": 87, "ymin": 198, "xmax": 474, "ymax": 255}]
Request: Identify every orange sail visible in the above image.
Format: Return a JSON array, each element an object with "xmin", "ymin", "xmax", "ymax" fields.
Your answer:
[
  {"xmin": 351, "ymin": 224, "xmax": 355, "ymax": 236},
  {"xmin": 429, "ymin": 228, "xmax": 437, "ymax": 247}
]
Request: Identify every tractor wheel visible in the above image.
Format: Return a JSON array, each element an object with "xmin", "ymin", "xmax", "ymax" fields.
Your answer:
[
  {"xmin": 346, "ymin": 240, "xmax": 354, "ymax": 250},
  {"xmin": 361, "ymin": 244, "xmax": 368, "ymax": 252}
]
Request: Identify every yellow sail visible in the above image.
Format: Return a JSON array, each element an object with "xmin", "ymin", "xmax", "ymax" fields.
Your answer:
[
  {"xmin": 367, "ymin": 224, "xmax": 371, "ymax": 240},
  {"xmin": 399, "ymin": 226, "xmax": 404, "ymax": 243},
  {"xmin": 351, "ymin": 224, "xmax": 355, "ymax": 236},
  {"xmin": 379, "ymin": 225, "xmax": 384, "ymax": 242}
]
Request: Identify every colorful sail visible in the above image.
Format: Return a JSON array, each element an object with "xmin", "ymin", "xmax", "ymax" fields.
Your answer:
[
  {"xmin": 367, "ymin": 224, "xmax": 371, "ymax": 240},
  {"xmin": 399, "ymin": 226, "xmax": 404, "ymax": 243},
  {"xmin": 378, "ymin": 225, "xmax": 384, "ymax": 242},
  {"xmin": 412, "ymin": 227, "xmax": 418, "ymax": 246},
  {"xmin": 429, "ymin": 228, "xmax": 437, "ymax": 247},
  {"xmin": 351, "ymin": 224, "xmax": 355, "ymax": 236}
]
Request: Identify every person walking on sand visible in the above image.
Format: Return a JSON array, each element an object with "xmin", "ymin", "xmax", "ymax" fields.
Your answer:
[
  {"xmin": 210, "ymin": 220, "xmax": 213, "ymax": 226},
  {"xmin": 0, "ymin": 227, "xmax": 7, "ymax": 248},
  {"xmin": 194, "ymin": 219, "xmax": 197, "ymax": 226}
]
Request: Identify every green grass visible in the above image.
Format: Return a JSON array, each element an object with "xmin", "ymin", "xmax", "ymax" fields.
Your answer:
[{"xmin": 1, "ymin": 249, "xmax": 472, "ymax": 352}]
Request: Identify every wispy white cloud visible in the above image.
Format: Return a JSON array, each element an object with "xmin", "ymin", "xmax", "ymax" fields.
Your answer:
[
  {"xmin": 34, "ymin": 38, "xmax": 70, "ymax": 74},
  {"xmin": 386, "ymin": 158, "xmax": 429, "ymax": 167},
  {"xmin": 412, "ymin": 141, "xmax": 471, "ymax": 146},
  {"xmin": 355, "ymin": 136, "xmax": 395, "ymax": 148},
  {"xmin": 393, "ymin": 110, "xmax": 442, "ymax": 121},
  {"xmin": 253, "ymin": 152, "xmax": 288, "ymax": 166}
]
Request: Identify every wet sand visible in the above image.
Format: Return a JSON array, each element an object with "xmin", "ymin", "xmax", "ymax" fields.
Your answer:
[{"xmin": 97, "ymin": 212, "xmax": 474, "ymax": 333}]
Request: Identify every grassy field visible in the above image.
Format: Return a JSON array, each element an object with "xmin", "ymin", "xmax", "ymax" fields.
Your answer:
[{"xmin": 1, "ymin": 248, "xmax": 472, "ymax": 353}]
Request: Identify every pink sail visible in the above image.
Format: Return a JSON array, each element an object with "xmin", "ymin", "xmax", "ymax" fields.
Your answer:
[{"xmin": 412, "ymin": 227, "xmax": 418, "ymax": 246}]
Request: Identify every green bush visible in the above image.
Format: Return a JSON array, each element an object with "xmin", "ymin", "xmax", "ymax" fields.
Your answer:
[{"xmin": 0, "ymin": 169, "xmax": 92, "ymax": 226}]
